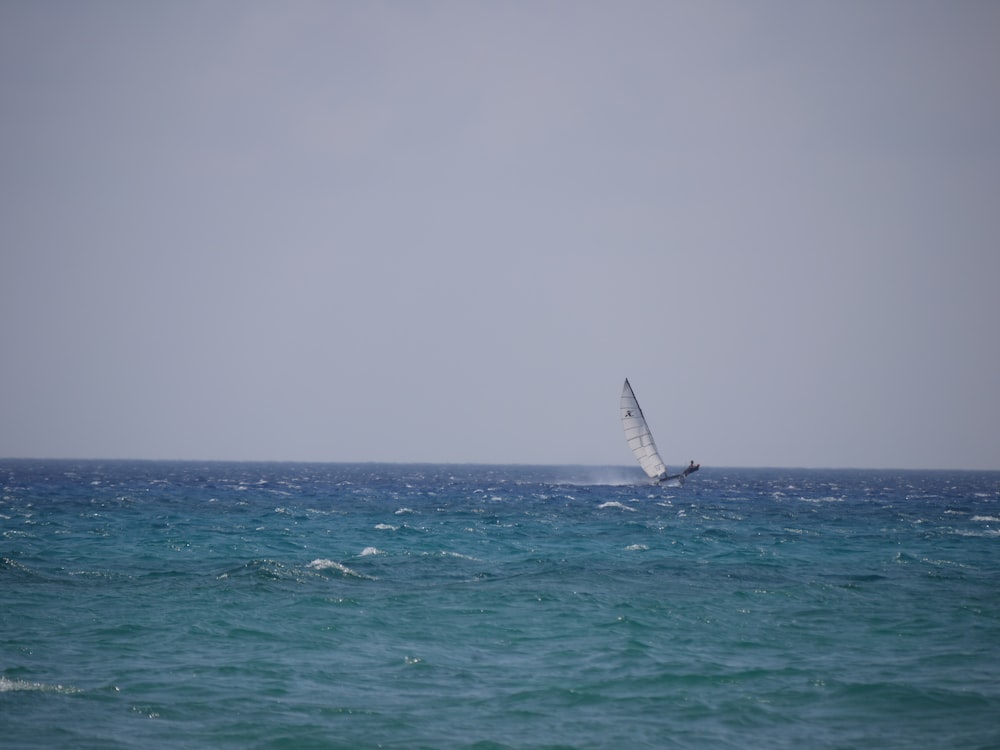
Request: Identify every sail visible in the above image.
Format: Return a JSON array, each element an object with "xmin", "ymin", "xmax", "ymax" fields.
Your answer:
[{"xmin": 621, "ymin": 379, "xmax": 668, "ymax": 479}]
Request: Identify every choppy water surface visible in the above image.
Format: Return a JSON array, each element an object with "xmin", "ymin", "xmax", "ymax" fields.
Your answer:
[{"xmin": 2, "ymin": 461, "xmax": 998, "ymax": 749}]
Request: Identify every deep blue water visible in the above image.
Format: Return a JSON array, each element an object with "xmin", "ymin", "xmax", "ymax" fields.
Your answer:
[{"xmin": 2, "ymin": 460, "xmax": 999, "ymax": 749}]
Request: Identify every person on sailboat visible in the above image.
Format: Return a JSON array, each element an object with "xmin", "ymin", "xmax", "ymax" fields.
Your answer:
[{"xmin": 683, "ymin": 461, "xmax": 700, "ymax": 477}]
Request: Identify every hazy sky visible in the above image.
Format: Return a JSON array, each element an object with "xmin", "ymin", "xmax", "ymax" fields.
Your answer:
[{"xmin": 2, "ymin": 1, "xmax": 999, "ymax": 470}]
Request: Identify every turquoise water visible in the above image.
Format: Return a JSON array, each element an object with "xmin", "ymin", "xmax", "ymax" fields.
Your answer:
[{"xmin": 2, "ymin": 461, "xmax": 999, "ymax": 749}]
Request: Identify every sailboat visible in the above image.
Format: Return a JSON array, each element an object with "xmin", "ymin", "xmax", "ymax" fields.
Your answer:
[{"xmin": 621, "ymin": 378, "xmax": 699, "ymax": 484}]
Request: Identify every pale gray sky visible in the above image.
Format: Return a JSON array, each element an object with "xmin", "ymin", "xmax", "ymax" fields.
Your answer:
[{"xmin": 2, "ymin": 1, "xmax": 998, "ymax": 469}]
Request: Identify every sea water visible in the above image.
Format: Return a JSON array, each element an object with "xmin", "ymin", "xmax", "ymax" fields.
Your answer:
[{"xmin": 2, "ymin": 460, "xmax": 998, "ymax": 749}]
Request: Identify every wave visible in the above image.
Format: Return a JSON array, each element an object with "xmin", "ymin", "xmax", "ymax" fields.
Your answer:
[
  {"xmin": 598, "ymin": 501, "xmax": 636, "ymax": 512},
  {"xmin": 307, "ymin": 558, "xmax": 376, "ymax": 580},
  {"xmin": 0, "ymin": 556, "xmax": 38, "ymax": 579},
  {"xmin": 217, "ymin": 559, "xmax": 295, "ymax": 582},
  {"xmin": 215, "ymin": 558, "xmax": 378, "ymax": 583},
  {"xmin": 438, "ymin": 550, "xmax": 483, "ymax": 562},
  {"xmin": 0, "ymin": 676, "xmax": 81, "ymax": 694}
]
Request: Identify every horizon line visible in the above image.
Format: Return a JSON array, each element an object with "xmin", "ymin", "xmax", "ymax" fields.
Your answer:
[{"xmin": 1, "ymin": 457, "xmax": 998, "ymax": 473}]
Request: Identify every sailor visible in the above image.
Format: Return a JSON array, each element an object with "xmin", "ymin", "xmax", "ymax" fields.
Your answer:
[{"xmin": 685, "ymin": 460, "xmax": 700, "ymax": 475}]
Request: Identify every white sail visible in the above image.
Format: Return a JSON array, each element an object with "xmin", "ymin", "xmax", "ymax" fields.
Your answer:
[{"xmin": 621, "ymin": 378, "xmax": 668, "ymax": 480}]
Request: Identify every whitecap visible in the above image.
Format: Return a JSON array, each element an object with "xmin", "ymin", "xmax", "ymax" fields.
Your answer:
[
  {"xmin": 598, "ymin": 501, "xmax": 636, "ymax": 512},
  {"xmin": 625, "ymin": 543, "xmax": 649, "ymax": 551},
  {"xmin": 374, "ymin": 523, "xmax": 398, "ymax": 531},
  {"xmin": 971, "ymin": 515, "xmax": 999, "ymax": 523},
  {"xmin": 440, "ymin": 551, "xmax": 482, "ymax": 561},
  {"xmin": 307, "ymin": 559, "xmax": 376, "ymax": 580},
  {"xmin": 308, "ymin": 558, "xmax": 342, "ymax": 570},
  {"xmin": 954, "ymin": 527, "xmax": 1000, "ymax": 538},
  {"xmin": 360, "ymin": 547, "xmax": 383, "ymax": 556},
  {"xmin": 0, "ymin": 676, "xmax": 81, "ymax": 694}
]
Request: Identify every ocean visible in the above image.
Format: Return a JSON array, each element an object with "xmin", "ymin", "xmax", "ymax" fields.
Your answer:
[{"xmin": 1, "ymin": 460, "xmax": 998, "ymax": 749}]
